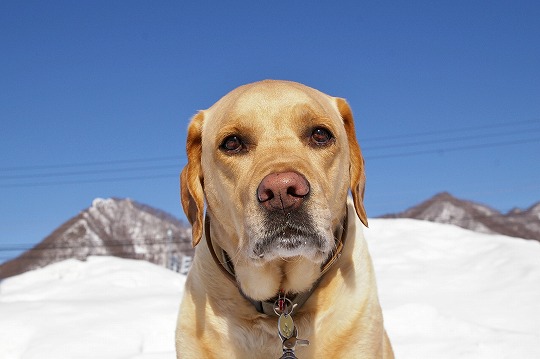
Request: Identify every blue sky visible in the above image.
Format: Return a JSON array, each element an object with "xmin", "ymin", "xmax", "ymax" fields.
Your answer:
[{"xmin": 1, "ymin": 1, "xmax": 539, "ymax": 263}]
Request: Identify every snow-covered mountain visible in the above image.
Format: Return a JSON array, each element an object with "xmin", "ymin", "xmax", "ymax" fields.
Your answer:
[
  {"xmin": 1, "ymin": 220, "xmax": 539, "ymax": 359},
  {"xmin": 0, "ymin": 198, "xmax": 193, "ymax": 279},
  {"xmin": 382, "ymin": 192, "xmax": 540, "ymax": 241}
]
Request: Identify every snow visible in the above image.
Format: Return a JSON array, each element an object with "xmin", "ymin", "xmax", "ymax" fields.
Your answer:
[
  {"xmin": 1, "ymin": 219, "xmax": 539, "ymax": 358},
  {"xmin": 365, "ymin": 219, "xmax": 540, "ymax": 358},
  {"xmin": 91, "ymin": 197, "xmax": 108, "ymax": 208},
  {"xmin": 0, "ymin": 257, "xmax": 185, "ymax": 359}
]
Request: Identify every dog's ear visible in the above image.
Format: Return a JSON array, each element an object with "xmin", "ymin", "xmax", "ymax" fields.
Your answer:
[
  {"xmin": 335, "ymin": 98, "xmax": 369, "ymax": 227},
  {"xmin": 180, "ymin": 111, "xmax": 205, "ymax": 246}
]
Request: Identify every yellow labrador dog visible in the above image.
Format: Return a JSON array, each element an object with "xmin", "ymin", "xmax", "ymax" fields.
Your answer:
[{"xmin": 177, "ymin": 80, "xmax": 393, "ymax": 358}]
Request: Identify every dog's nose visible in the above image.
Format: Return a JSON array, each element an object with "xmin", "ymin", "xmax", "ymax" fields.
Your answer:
[{"xmin": 257, "ymin": 171, "xmax": 310, "ymax": 212}]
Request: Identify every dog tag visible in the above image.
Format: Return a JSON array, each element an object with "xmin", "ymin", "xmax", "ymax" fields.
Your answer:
[{"xmin": 278, "ymin": 313, "xmax": 295, "ymax": 339}]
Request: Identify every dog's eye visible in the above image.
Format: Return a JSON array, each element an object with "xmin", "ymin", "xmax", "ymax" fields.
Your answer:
[
  {"xmin": 220, "ymin": 135, "xmax": 244, "ymax": 153},
  {"xmin": 310, "ymin": 127, "xmax": 334, "ymax": 146}
]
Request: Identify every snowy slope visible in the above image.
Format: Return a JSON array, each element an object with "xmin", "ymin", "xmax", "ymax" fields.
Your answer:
[
  {"xmin": 1, "ymin": 219, "xmax": 539, "ymax": 359},
  {"xmin": 365, "ymin": 219, "xmax": 540, "ymax": 359},
  {"xmin": 0, "ymin": 257, "xmax": 185, "ymax": 359}
]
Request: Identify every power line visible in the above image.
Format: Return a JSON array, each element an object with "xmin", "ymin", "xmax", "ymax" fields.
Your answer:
[
  {"xmin": 365, "ymin": 137, "xmax": 540, "ymax": 159},
  {"xmin": 0, "ymin": 119, "xmax": 538, "ymax": 188},
  {"xmin": 0, "ymin": 164, "xmax": 181, "ymax": 180},
  {"xmin": 0, "ymin": 251, "xmax": 189, "ymax": 262},
  {"xmin": 363, "ymin": 128, "xmax": 540, "ymax": 151},
  {"xmin": 0, "ymin": 155, "xmax": 184, "ymax": 173},
  {"xmin": 1, "ymin": 119, "xmax": 538, "ymax": 174},
  {"xmin": 0, "ymin": 137, "xmax": 538, "ymax": 188},
  {"xmin": 0, "ymin": 237, "xmax": 190, "ymax": 252},
  {"xmin": 0, "ymin": 173, "xmax": 178, "ymax": 188},
  {"xmin": 360, "ymin": 119, "xmax": 540, "ymax": 143}
]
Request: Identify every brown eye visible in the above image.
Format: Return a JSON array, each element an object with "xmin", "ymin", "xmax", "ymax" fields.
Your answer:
[
  {"xmin": 310, "ymin": 127, "xmax": 333, "ymax": 146},
  {"xmin": 220, "ymin": 135, "xmax": 244, "ymax": 153}
]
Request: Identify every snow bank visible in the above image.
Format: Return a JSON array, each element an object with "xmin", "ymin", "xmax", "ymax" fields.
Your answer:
[
  {"xmin": 365, "ymin": 219, "xmax": 540, "ymax": 359},
  {"xmin": 0, "ymin": 257, "xmax": 185, "ymax": 359},
  {"xmin": 1, "ymin": 219, "xmax": 539, "ymax": 358}
]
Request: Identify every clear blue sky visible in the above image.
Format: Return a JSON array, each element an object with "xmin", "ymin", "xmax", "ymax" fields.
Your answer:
[{"xmin": 1, "ymin": 1, "xmax": 539, "ymax": 263}]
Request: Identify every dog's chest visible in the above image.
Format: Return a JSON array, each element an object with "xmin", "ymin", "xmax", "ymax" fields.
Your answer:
[{"xmin": 225, "ymin": 312, "xmax": 315, "ymax": 358}]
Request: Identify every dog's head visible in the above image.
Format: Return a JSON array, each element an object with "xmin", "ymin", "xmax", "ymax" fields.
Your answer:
[{"xmin": 180, "ymin": 80, "xmax": 367, "ymax": 299}]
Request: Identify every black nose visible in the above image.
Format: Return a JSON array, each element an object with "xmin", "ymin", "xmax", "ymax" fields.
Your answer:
[{"xmin": 257, "ymin": 172, "xmax": 310, "ymax": 212}]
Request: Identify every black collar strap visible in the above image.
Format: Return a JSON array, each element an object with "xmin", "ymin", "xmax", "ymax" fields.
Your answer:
[{"xmin": 204, "ymin": 211, "xmax": 348, "ymax": 316}]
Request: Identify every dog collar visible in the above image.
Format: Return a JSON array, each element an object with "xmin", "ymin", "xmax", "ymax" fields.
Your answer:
[{"xmin": 204, "ymin": 210, "xmax": 348, "ymax": 316}]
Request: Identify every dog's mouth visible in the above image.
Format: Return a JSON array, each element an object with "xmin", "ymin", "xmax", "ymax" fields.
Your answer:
[{"xmin": 250, "ymin": 211, "xmax": 329, "ymax": 261}]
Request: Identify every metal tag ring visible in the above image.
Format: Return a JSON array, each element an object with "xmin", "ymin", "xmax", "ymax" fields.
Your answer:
[{"xmin": 273, "ymin": 297, "xmax": 293, "ymax": 316}]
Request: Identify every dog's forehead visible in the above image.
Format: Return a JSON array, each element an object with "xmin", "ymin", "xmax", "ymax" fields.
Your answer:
[{"xmin": 205, "ymin": 80, "xmax": 339, "ymax": 127}]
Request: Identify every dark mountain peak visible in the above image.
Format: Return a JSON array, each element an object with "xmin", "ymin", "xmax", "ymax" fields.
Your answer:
[
  {"xmin": 383, "ymin": 193, "xmax": 540, "ymax": 242},
  {"xmin": 426, "ymin": 192, "xmax": 498, "ymax": 211},
  {"xmin": 87, "ymin": 198, "xmax": 186, "ymax": 228},
  {"xmin": 431, "ymin": 191, "xmax": 454, "ymax": 201},
  {"xmin": 385, "ymin": 192, "xmax": 498, "ymax": 231},
  {"xmin": 0, "ymin": 198, "xmax": 192, "ymax": 279},
  {"xmin": 506, "ymin": 201, "xmax": 540, "ymax": 219},
  {"xmin": 526, "ymin": 202, "xmax": 540, "ymax": 217},
  {"xmin": 507, "ymin": 207, "xmax": 523, "ymax": 215}
]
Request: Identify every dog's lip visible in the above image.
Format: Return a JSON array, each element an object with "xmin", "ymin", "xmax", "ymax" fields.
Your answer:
[
  {"xmin": 251, "ymin": 226, "xmax": 326, "ymax": 259},
  {"xmin": 248, "ymin": 207, "xmax": 332, "ymax": 260}
]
